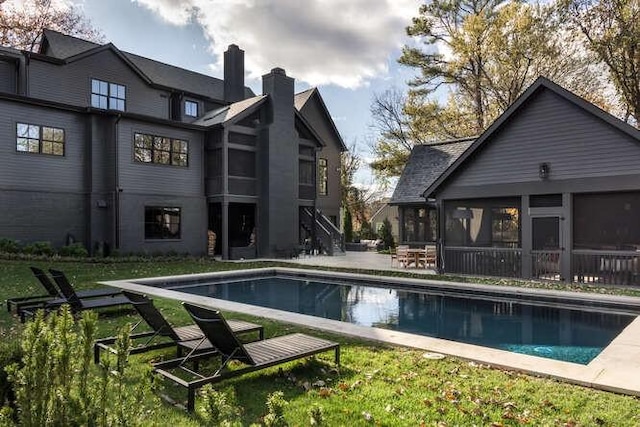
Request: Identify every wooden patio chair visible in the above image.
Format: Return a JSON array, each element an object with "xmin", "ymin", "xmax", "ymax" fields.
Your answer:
[
  {"xmin": 94, "ymin": 291, "xmax": 263, "ymax": 363},
  {"xmin": 153, "ymin": 302, "xmax": 340, "ymax": 411},
  {"xmin": 396, "ymin": 245, "xmax": 409, "ymax": 268},
  {"xmin": 7, "ymin": 266, "xmax": 120, "ymax": 313},
  {"xmin": 424, "ymin": 245, "xmax": 437, "ymax": 268}
]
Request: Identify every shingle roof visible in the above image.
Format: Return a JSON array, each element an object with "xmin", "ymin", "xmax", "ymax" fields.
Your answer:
[
  {"xmin": 294, "ymin": 87, "xmax": 347, "ymax": 151},
  {"xmin": 192, "ymin": 95, "xmax": 267, "ymax": 127},
  {"xmin": 40, "ymin": 29, "xmax": 255, "ymax": 101},
  {"xmin": 294, "ymin": 88, "xmax": 315, "ymax": 111},
  {"xmin": 390, "ymin": 138, "xmax": 475, "ymax": 205}
]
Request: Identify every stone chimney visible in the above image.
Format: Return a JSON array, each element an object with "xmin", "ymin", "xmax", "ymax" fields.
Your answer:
[{"xmin": 224, "ymin": 44, "xmax": 244, "ymax": 103}]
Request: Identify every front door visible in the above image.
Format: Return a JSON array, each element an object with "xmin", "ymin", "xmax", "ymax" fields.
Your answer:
[{"xmin": 531, "ymin": 216, "xmax": 563, "ymax": 280}]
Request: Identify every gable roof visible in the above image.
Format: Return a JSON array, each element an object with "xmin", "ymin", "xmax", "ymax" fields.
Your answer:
[
  {"xmin": 39, "ymin": 29, "xmax": 254, "ymax": 101},
  {"xmin": 294, "ymin": 87, "xmax": 347, "ymax": 151},
  {"xmin": 390, "ymin": 138, "xmax": 475, "ymax": 205},
  {"xmin": 192, "ymin": 95, "xmax": 267, "ymax": 127},
  {"xmin": 422, "ymin": 77, "xmax": 640, "ymax": 198}
]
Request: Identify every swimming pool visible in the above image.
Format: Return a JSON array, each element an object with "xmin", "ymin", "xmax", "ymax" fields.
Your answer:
[{"xmin": 113, "ymin": 268, "xmax": 640, "ymax": 365}]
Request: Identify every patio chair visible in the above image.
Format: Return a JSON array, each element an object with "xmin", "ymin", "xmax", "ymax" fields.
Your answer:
[
  {"xmin": 396, "ymin": 245, "xmax": 409, "ymax": 268},
  {"xmin": 94, "ymin": 291, "xmax": 264, "ymax": 363},
  {"xmin": 7, "ymin": 267, "xmax": 122, "ymax": 313},
  {"xmin": 15, "ymin": 269, "xmax": 132, "ymax": 321},
  {"xmin": 153, "ymin": 302, "xmax": 340, "ymax": 411}
]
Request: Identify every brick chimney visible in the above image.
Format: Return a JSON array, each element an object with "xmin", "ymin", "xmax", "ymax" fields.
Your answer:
[{"xmin": 224, "ymin": 44, "xmax": 244, "ymax": 103}]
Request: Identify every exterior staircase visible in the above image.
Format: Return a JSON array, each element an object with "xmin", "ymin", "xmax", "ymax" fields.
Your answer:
[{"xmin": 300, "ymin": 207, "xmax": 345, "ymax": 256}]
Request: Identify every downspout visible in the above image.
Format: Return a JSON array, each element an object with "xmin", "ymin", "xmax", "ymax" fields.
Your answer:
[{"xmin": 113, "ymin": 114, "xmax": 122, "ymax": 249}]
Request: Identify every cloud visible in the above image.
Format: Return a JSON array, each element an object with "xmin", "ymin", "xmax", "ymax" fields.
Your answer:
[{"xmin": 133, "ymin": 0, "xmax": 421, "ymax": 88}]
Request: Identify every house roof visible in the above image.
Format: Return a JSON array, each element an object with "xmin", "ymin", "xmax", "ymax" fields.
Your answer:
[
  {"xmin": 294, "ymin": 87, "xmax": 347, "ymax": 151},
  {"xmin": 390, "ymin": 138, "xmax": 475, "ymax": 205},
  {"xmin": 192, "ymin": 95, "xmax": 267, "ymax": 127},
  {"xmin": 39, "ymin": 29, "xmax": 255, "ymax": 101},
  {"xmin": 422, "ymin": 77, "xmax": 640, "ymax": 198}
]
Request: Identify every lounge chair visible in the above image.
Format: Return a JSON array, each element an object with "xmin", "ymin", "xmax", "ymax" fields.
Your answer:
[
  {"xmin": 153, "ymin": 302, "xmax": 340, "ymax": 411},
  {"xmin": 7, "ymin": 267, "xmax": 121, "ymax": 313},
  {"xmin": 94, "ymin": 291, "xmax": 264, "ymax": 363},
  {"xmin": 18, "ymin": 269, "xmax": 131, "ymax": 322}
]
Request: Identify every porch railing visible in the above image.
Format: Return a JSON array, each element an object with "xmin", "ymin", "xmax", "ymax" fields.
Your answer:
[
  {"xmin": 532, "ymin": 250, "xmax": 562, "ymax": 281},
  {"xmin": 443, "ymin": 246, "xmax": 522, "ymax": 277},
  {"xmin": 572, "ymin": 250, "xmax": 640, "ymax": 286}
]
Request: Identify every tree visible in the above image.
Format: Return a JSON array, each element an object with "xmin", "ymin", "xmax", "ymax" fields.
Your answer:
[
  {"xmin": 0, "ymin": 0, "xmax": 102, "ymax": 51},
  {"xmin": 378, "ymin": 218, "xmax": 395, "ymax": 250},
  {"xmin": 560, "ymin": 0, "xmax": 640, "ymax": 126},
  {"xmin": 343, "ymin": 208, "xmax": 353, "ymax": 243}
]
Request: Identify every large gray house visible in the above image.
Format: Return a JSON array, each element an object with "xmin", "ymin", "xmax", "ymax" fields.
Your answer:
[
  {"xmin": 0, "ymin": 30, "xmax": 346, "ymax": 259},
  {"xmin": 392, "ymin": 77, "xmax": 640, "ymax": 286}
]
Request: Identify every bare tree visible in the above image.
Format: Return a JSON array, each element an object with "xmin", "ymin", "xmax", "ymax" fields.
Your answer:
[{"xmin": 0, "ymin": 0, "xmax": 102, "ymax": 51}]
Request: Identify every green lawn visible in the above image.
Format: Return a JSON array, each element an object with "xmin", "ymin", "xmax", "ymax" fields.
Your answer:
[{"xmin": 1, "ymin": 258, "xmax": 639, "ymax": 426}]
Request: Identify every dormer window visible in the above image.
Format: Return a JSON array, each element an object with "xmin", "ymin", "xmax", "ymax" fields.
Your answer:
[
  {"xmin": 91, "ymin": 79, "xmax": 126, "ymax": 111},
  {"xmin": 185, "ymin": 100, "xmax": 198, "ymax": 117}
]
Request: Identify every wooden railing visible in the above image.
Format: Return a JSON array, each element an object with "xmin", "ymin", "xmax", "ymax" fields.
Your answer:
[
  {"xmin": 572, "ymin": 250, "xmax": 640, "ymax": 286},
  {"xmin": 443, "ymin": 246, "xmax": 522, "ymax": 277},
  {"xmin": 532, "ymin": 250, "xmax": 562, "ymax": 281}
]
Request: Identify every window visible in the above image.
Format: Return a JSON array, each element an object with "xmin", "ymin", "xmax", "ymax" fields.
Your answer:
[
  {"xmin": 144, "ymin": 207, "xmax": 181, "ymax": 239},
  {"xmin": 91, "ymin": 79, "xmax": 125, "ymax": 111},
  {"xmin": 318, "ymin": 158, "xmax": 328, "ymax": 196},
  {"xmin": 299, "ymin": 160, "xmax": 314, "ymax": 185},
  {"xmin": 491, "ymin": 208, "xmax": 520, "ymax": 247},
  {"xmin": 16, "ymin": 123, "xmax": 64, "ymax": 156},
  {"xmin": 134, "ymin": 133, "xmax": 188, "ymax": 166},
  {"xmin": 184, "ymin": 100, "xmax": 198, "ymax": 117},
  {"xmin": 402, "ymin": 207, "xmax": 436, "ymax": 242}
]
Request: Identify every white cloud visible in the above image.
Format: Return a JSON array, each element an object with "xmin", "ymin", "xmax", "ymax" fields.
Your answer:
[{"xmin": 133, "ymin": 0, "xmax": 421, "ymax": 88}]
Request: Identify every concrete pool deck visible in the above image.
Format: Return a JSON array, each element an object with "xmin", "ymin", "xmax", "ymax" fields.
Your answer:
[{"xmin": 101, "ymin": 259, "xmax": 640, "ymax": 398}]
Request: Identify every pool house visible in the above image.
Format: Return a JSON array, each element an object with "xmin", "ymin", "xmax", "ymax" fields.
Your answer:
[{"xmin": 394, "ymin": 77, "xmax": 640, "ymax": 286}]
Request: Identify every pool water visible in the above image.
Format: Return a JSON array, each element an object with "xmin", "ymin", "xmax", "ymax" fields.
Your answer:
[{"xmin": 170, "ymin": 276, "xmax": 634, "ymax": 364}]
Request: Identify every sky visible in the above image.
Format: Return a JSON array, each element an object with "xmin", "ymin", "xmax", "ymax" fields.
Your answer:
[{"xmin": 71, "ymin": 0, "xmax": 422, "ymax": 191}]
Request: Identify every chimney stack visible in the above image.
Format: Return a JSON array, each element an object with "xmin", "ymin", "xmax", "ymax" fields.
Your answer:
[{"xmin": 224, "ymin": 44, "xmax": 244, "ymax": 103}]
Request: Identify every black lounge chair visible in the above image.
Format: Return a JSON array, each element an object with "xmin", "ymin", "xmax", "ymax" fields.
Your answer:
[
  {"xmin": 7, "ymin": 267, "xmax": 120, "ymax": 313},
  {"xmin": 153, "ymin": 302, "xmax": 340, "ymax": 411},
  {"xmin": 94, "ymin": 291, "xmax": 264, "ymax": 363}
]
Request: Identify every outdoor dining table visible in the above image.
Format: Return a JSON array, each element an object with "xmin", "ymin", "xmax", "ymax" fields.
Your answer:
[{"xmin": 405, "ymin": 248, "xmax": 427, "ymax": 269}]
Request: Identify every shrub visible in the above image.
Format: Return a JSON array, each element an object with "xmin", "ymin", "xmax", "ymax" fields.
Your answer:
[
  {"xmin": 378, "ymin": 218, "xmax": 395, "ymax": 250},
  {"xmin": 343, "ymin": 209, "xmax": 353, "ymax": 243},
  {"xmin": 0, "ymin": 239, "xmax": 20, "ymax": 254},
  {"xmin": 0, "ymin": 330, "xmax": 22, "ymax": 421},
  {"xmin": 58, "ymin": 243, "xmax": 88, "ymax": 258},
  {"xmin": 22, "ymin": 241, "xmax": 54, "ymax": 256},
  {"xmin": 263, "ymin": 391, "xmax": 288, "ymax": 427},
  {"xmin": 308, "ymin": 404, "xmax": 324, "ymax": 426},
  {"xmin": 198, "ymin": 385, "xmax": 242, "ymax": 427}
]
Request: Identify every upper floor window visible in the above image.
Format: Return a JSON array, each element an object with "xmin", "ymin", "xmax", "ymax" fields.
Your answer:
[
  {"xmin": 134, "ymin": 132, "xmax": 188, "ymax": 167},
  {"xmin": 185, "ymin": 100, "xmax": 198, "ymax": 117},
  {"xmin": 144, "ymin": 206, "xmax": 181, "ymax": 239},
  {"xmin": 16, "ymin": 123, "xmax": 64, "ymax": 156},
  {"xmin": 91, "ymin": 79, "xmax": 125, "ymax": 111},
  {"xmin": 318, "ymin": 158, "xmax": 328, "ymax": 196}
]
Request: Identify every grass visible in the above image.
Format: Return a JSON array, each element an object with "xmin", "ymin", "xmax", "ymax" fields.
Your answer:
[{"xmin": 1, "ymin": 257, "xmax": 640, "ymax": 425}]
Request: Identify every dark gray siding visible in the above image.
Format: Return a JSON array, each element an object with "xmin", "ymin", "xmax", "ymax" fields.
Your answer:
[
  {"xmin": 448, "ymin": 89, "xmax": 640, "ymax": 190},
  {"xmin": 118, "ymin": 193, "xmax": 207, "ymax": 255},
  {"xmin": 115, "ymin": 119, "xmax": 206, "ymax": 254},
  {"xmin": 29, "ymin": 50, "xmax": 170, "ymax": 118},
  {"xmin": 0, "ymin": 100, "xmax": 86, "ymax": 192},
  {"xmin": 299, "ymin": 96, "xmax": 342, "ymax": 221},
  {"xmin": 0, "ymin": 190, "xmax": 85, "ymax": 246},
  {"xmin": 0, "ymin": 60, "xmax": 16, "ymax": 93},
  {"xmin": 0, "ymin": 100, "xmax": 86, "ymax": 245},
  {"xmin": 117, "ymin": 119, "xmax": 204, "ymax": 196}
]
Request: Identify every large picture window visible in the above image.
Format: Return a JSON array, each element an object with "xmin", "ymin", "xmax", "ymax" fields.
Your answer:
[
  {"xmin": 91, "ymin": 79, "xmax": 125, "ymax": 111},
  {"xmin": 16, "ymin": 123, "xmax": 65, "ymax": 156},
  {"xmin": 144, "ymin": 207, "xmax": 181, "ymax": 239},
  {"xmin": 402, "ymin": 207, "xmax": 436, "ymax": 242},
  {"xmin": 445, "ymin": 198, "xmax": 520, "ymax": 247},
  {"xmin": 318, "ymin": 158, "xmax": 328, "ymax": 196},
  {"xmin": 134, "ymin": 133, "xmax": 188, "ymax": 166}
]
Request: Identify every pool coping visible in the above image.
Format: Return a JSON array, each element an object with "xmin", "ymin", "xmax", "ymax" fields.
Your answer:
[{"xmin": 101, "ymin": 267, "xmax": 640, "ymax": 397}]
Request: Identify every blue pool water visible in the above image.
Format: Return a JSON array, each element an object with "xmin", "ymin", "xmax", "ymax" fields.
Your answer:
[{"xmin": 168, "ymin": 276, "xmax": 635, "ymax": 364}]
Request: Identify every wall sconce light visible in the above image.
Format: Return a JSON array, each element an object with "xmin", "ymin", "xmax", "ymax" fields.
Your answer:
[{"xmin": 539, "ymin": 162, "xmax": 550, "ymax": 180}]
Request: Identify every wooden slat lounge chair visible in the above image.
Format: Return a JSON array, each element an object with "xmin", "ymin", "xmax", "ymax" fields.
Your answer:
[
  {"xmin": 7, "ymin": 266, "xmax": 121, "ymax": 313},
  {"xmin": 94, "ymin": 291, "xmax": 264, "ymax": 363},
  {"xmin": 153, "ymin": 302, "xmax": 340, "ymax": 411},
  {"xmin": 17, "ymin": 269, "xmax": 132, "ymax": 322}
]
